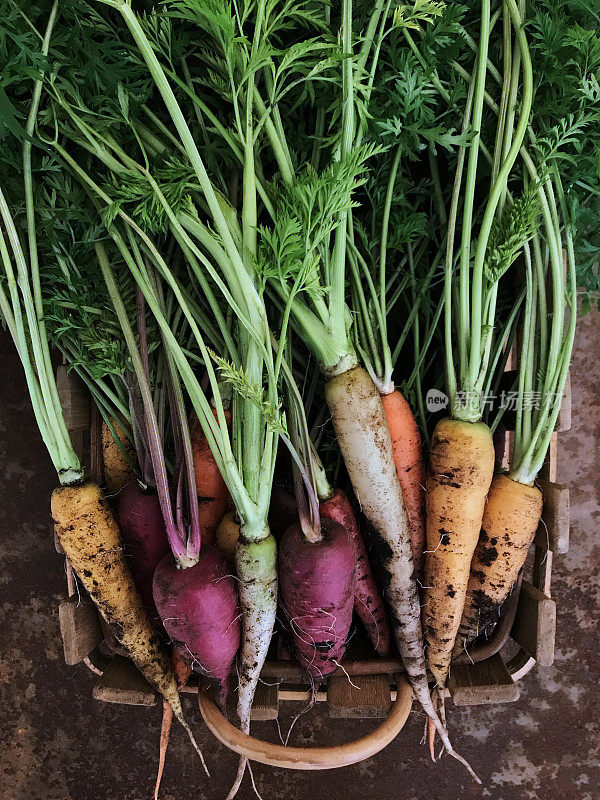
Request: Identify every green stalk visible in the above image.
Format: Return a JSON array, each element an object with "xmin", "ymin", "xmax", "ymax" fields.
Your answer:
[
  {"xmin": 392, "ymin": 252, "xmax": 441, "ymax": 366},
  {"xmin": 512, "ymin": 243, "xmax": 535, "ymax": 467},
  {"xmin": 458, "ymin": 0, "xmax": 491, "ymax": 386},
  {"xmin": 0, "ymin": 190, "xmax": 81, "ymax": 482},
  {"xmin": 23, "ymin": 1, "xmax": 64, "ymax": 439},
  {"xmin": 482, "ymin": 287, "xmax": 525, "ymax": 403},
  {"xmin": 532, "ymin": 231, "xmax": 548, "ymax": 378},
  {"xmin": 444, "ymin": 73, "xmax": 477, "ymax": 412},
  {"xmin": 0, "ymin": 225, "xmax": 52, "ymax": 448},
  {"xmin": 378, "ymin": 145, "xmax": 401, "ymax": 387},
  {"xmin": 510, "ymin": 173, "xmax": 576, "ymax": 484},
  {"xmin": 467, "ymin": 0, "xmax": 533, "ymax": 396},
  {"xmin": 491, "ymin": 8, "xmax": 513, "ymax": 188},
  {"xmin": 240, "ymin": 27, "xmax": 263, "ymax": 503},
  {"xmin": 107, "ymin": 0, "xmax": 263, "ymax": 328},
  {"xmin": 330, "ymin": 0, "xmax": 355, "ymax": 345}
]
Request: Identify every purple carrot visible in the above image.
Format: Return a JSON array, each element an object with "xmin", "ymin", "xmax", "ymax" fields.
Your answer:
[
  {"xmin": 117, "ymin": 483, "xmax": 170, "ymax": 629},
  {"xmin": 320, "ymin": 489, "xmax": 392, "ymax": 656},
  {"xmin": 278, "ymin": 518, "xmax": 356, "ymax": 680},
  {"xmin": 154, "ymin": 545, "xmax": 241, "ymax": 710}
]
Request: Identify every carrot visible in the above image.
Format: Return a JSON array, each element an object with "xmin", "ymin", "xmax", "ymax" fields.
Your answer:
[
  {"xmin": 454, "ymin": 475, "xmax": 543, "ymax": 653},
  {"xmin": 279, "ymin": 518, "xmax": 355, "ymax": 679},
  {"xmin": 227, "ymin": 533, "xmax": 278, "ymax": 798},
  {"xmin": 153, "ymin": 545, "xmax": 241, "ymax": 710},
  {"xmin": 422, "ymin": 418, "xmax": 495, "ymax": 689},
  {"xmin": 320, "ymin": 489, "xmax": 391, "ymax": 657},
  {"xmin": 325, "ymin": 366, "xmax": 478, "ymax": 779},
  {"xmin": 197, "ymin": 498, "xmax": 224, "ymax": 547},
  {"xmin": 154, "ymin": 651, "xmax": 192, "ymax": 800},
  {"xmin": 191, "ymin": 409, "xmax": 231, "ymax": 543},
  {"xmin": 215, "ymin": 510, "xmax": 239, "ymax": 562},
  {"xmin": 117, "ymin": 483, "xmax": 170, "ymax": 629},
  {"xmin": 381, "ymin": 390, "xmax": 426, "ymax": 582},
  {"xmin": 101, "ymin": 419, "xmax": 137, "ymax": 495},
  {"xmin": 51, "ymin": 480, "xmax": 206, "ymax": 771}
]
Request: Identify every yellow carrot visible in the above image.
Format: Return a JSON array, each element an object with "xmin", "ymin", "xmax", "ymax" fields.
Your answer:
[
  {"xmin": 455, "ymin": 474, "xmax": 543, "ymax": 652},
  {"xmin": 52, "ymin": 481, "xmax": 207, "ymax": 773},
  {"xmin": 422, "ymin": 418, "xmax": 495, "ymax": 688},
  {"xmin": 101, "ymin": 419, "xmax": 137, "ymax": 495}
]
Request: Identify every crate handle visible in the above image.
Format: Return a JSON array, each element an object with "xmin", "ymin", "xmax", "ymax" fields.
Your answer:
[{"xmin": 198, "ymin": 674, "xmax": 412, "ymax": 770}]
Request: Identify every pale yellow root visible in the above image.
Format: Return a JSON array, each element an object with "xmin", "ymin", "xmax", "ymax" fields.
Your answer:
[
  {"xmin": 427, "ymin": 687, "xmax": 447, "ymax": 760},
  {"xmin": 52, "ymin": 481, "xmax": 208, "ymax": 775},
  {"xmin": 423, "ymin": 418, "xmax": 495, "ymax": 689},
  {"xmin": 101, "ymin": 419, "xmax": 137, "ymax": 495},
  {"xmin": 215, "ymin": 511, "xmax": 240, "ymax": 562},
  {"xmin": 454, "ymin": 474, "xmax": 543, "ymax": 653}
]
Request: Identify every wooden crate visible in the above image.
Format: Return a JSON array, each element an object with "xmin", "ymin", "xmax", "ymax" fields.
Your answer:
[{"xmin": 56, "ymin": 365, "xmax": 570, "ymax": 717}]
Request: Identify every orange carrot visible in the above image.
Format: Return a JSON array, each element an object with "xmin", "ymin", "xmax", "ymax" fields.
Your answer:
[
  {"xmin": 190, "ymin": 409, "xmax": 231, "ymax": 543},
  {"xmin": 154, "ymin": 650, "xmax": 192, "ymax": 800},
  {"xmin": 197, "ymin": 498, "xmax": 225, "ymax": 546},
  {"xmin": 381, "ymin": 390, "xmax": 426, "ymax": 581}
]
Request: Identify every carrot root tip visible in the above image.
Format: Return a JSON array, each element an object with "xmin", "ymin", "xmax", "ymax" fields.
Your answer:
[
  {"xmin": 428, "ymin": 716, "xmax": 437, "ymax": 762},
  {"xmin": 226, "ymin": 756, "xmax": 247, "ymax": 800},
  {"xmin": 178, "ymin": 716, "xmax": 210, "ymax": 777}
]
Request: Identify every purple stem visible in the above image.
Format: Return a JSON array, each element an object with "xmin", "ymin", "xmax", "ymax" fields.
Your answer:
[
  {"xmin": 164, "ymin": 350, "xmax": 201, "ymax": 560},
  {"xmin": 134, "ymin": 290, "xmax": 187, "ymax": 563},
  {"xmin": 280, "ymin": 432, "xmax": 322, "ymax": 543},
  {"xmin": 135, "ymin": 288, "xmax": 156, "ymax": 485},
  {"xmin": 175, "ymin": 462, "xmax": 185, "ymax": 535},
  {"xmin": 147, "ymin": 266, "xmax": 201, "ymax": 562},
  {"xmin": 137, "ymin": 286, "xmax": 151, "ymax": 389}
]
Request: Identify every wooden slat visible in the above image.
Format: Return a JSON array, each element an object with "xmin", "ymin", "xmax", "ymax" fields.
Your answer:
[
  {"xmin": 279, "ymin": 684, "xmax": 328, "ymax": 703},
  {"xmin": 89, "ymin": 402, "xmax": 103, "ymax": 483},
  {"xmin": 261, "ymin": 658, "xmax": 404, "ymax": 681},
  {"xmin": 56, "ymin": 365, "xmax": 91, "ymax": 430},
  {"xmin": 448, "ymin": 653, "xmax": 519, "ymax": 706},
  {"xmin": 251, "ymin": 682, "xmax": 279, "ymax": 721},
  {"xmin": 539, "ymin": 432, "xmax": 558, "ymax": 482},
  {"xmin": 535, "ymin": 479, "xmax": 570, "ymax": 554},
  {"xmin": 510, "ymin": 580, "xmax": 556, "ymax": 666},
  {"xmin": 70, "ymin": 428, "xmax": 86, "ymax": 464},
  {"xmin": 556, "ymin": 371, "xmax": 572, "ymax": 432},
  {"xmin": 59, "ymin": 595, "xmax": 103, "ymax": 665},
  {"xmin": 327, "ymin": 674, "xmax": 392, "ymax": 719},
  {"xmin": 532, "ymin": 545, "xmax": 553, "ymax": 596},
  {"xmin": 93, "ymin": 656, "xmax": 157, "ymax": 706}
]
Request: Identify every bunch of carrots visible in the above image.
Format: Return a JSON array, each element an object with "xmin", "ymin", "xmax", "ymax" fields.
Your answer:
[{"xmin": 0, "ymin": 0, "xmax": 596, "ymax": 793}]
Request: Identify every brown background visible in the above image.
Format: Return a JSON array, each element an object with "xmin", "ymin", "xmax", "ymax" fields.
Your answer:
[{"xmin": 1, "ymin": 312, "xmax": 599, "ymax": 800}]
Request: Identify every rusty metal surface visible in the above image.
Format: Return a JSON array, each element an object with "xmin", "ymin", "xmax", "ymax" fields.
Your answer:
[{"xmin": 1, "ymin": 313, "xmax": 599, "ymax": 800}]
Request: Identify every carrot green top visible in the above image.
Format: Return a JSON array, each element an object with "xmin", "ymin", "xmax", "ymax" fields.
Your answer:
[
  {"xmin": 443, "ymin": 0, "xmax": 533, "ymax": 423},
  {"xmin": 0, "ymin": 2, "xmax": 83, "ymax": 487}
]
